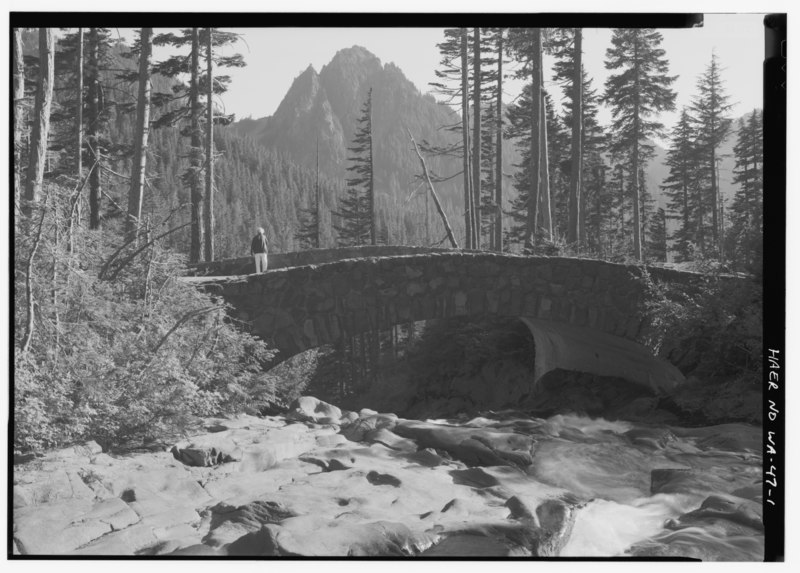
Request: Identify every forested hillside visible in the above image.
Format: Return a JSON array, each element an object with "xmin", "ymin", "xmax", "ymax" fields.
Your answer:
[{"xmin": 232, "ymin": 45, "xmax": 508, "ymax": 248}]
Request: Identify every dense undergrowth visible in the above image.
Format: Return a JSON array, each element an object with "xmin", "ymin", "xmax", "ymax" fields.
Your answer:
[
  {"xmin": 13, "ymin": 191, "xmax": 304, "ymax": 454},
  {"xmin": 638, "ymin": 260, "xmax": 763, "ymax": 424}
]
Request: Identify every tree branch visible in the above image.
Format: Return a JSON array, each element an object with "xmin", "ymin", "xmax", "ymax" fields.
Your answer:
[{"xmin": 20, "ymin": 200, "xmax": 48, "ymax": 354}]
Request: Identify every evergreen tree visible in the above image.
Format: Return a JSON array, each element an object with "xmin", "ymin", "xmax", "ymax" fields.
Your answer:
[
  {"xmin": 690, "ymin": 52, "xmax": 733, "ymax": 258},
  {"xmin": 507, "ymin": 28, "xmax": 553, "ymax": 251},
  {"xmin": 567, "ymin": 28, "xmax": 583, "ymax": 245},
  {"xmin": 53, "ymin": 27, "xmax": 134, "ymax": 233},
  {"xmin": 295, "ymin": 139, "xmax": 323, "ymax": 249},
  {"xmin": 551, "ymin": 28, "xmax": 607, "ymax": 250},
  {"xmin": 584, "ymin": 161, "xmax": 612, "ymax": 256},
  {"xmin": 506, "ymin": 88, "xmax": 564, "ymax": 251},
  {"xmin": 661, "ymin": 108, "xmax": 700, "ymax": 261},
  {"xmin": 85, "ymin": 28, "xmax": 113, "ymax": 229},
  {"xmin": 609, "ymin": 162, "xmax": 629, "ymax": 256},
  {"xmin": 429, "ymin": 28, "xmax": 474, "ymax": 249},
  {"xmin": 478, "ymin": 28, "xmax": 507, "ymax": 251},
  {"xmin": 202, "ymin": 28, "xmax": 246, "ymax": 261},
  {"xmin": 150, "ymin": 28, "xmax": 244, "ymax": 262},
  {"xmin": 637, "ymin": 166, "xmax": 655, "ymax": 254},
  {"xmin": 647, "ymin": 207, "xmax": 668, "ymax": 262},
  {"xmin": 492, "ymin": 28, "xmax": 506, "ymax": 252},
  {"xmin": 603, "ymin": 28, "xmax": 677, "ymax": 260},
  {"xmin": 728, "ymin": 109, "xmax": 763, "ymax": 269},
  {"xmin": 335, "ymin": 88, "xmax": 374, "ymax": 246},
  {"xmin": 472, "ymin": 27, "xmax": 483, "ymax": 249}
]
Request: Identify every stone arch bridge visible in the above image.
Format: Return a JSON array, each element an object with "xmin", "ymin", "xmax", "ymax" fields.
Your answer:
[{"xmin": 184, "ymin": 246, "xmax": 707, "ymax": 393}]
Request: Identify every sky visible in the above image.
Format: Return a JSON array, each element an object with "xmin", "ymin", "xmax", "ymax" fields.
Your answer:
[{"xmin": 148, "ymin": 13, "xmax": 767, "ymax": 138}]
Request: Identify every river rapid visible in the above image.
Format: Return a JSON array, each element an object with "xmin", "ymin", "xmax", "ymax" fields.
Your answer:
[
  {"xmin": 418, "ymin": 411, "xmax": 763, "ymax": 560},
  {"xmin": 13, "ymin": 396, "xmax": 763, "ymax": 559}
]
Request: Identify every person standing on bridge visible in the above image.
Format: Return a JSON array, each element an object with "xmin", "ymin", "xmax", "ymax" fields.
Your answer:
[{"xmin": 251, "ymin": 227, "xmax": 269, "ymax": 273}]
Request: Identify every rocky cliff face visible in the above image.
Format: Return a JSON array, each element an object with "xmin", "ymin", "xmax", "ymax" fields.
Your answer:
[
  {"xmin": 230, "ymin": 46, "xmax": 491, "ymax": 237},
  {"xmin": 234, "ymin": 46, "xmax": 458, "ymax": 180}
]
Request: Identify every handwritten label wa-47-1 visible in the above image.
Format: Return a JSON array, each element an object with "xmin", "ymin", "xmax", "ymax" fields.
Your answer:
[{"xmin": 765, "ymin": 349, "xmax": 780, "ymax": 507}]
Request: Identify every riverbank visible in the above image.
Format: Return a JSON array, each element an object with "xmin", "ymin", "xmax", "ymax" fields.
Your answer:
[{"xmin": 12, "ymin": 396, "xmax": 763, "ymax": 559}]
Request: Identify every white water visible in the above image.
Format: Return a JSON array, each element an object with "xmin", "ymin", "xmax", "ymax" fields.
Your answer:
[
  {"xmin": 458, "ymin": 412, "xmax": 763, "ymax": 559},
  {"xmin": 561, "ymin": 495, "xmax": 699, "ymax": 556}
]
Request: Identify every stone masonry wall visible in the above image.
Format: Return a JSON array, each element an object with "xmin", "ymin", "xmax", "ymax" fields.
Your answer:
[{"xmin": 187, "ymin": 252, "xmax": 704, "ymax": 363}]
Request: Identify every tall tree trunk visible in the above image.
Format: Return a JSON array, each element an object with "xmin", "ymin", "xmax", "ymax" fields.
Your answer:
[
  {"xmin": 631, "ymin": 143, "xmax": 642, "ymax": 259},
  {"xmin": 316, "ymin": 136, "xmax": 321, "ymax": 248},
  {"xmin": 189, "ymin": 28, "xmax": 204, "ymax": 262},
  {"xmin": 204, "ymin": 28, "xmax": 215, "ymax": 261},
  {"xmin": 73, "ymin": 27, "xmax": 84, "ymax": 244},
  {"xmin": 525, "ymin": 28, "xmax": 542, "ymax": 250},
  {"xmin": 459, "ymin": 30, "xmax": 473, "ymax": 249},
  {"xmin": 425, "ymin": 163, "xmax": 430, "ymax": 245},
  {"xmin": 639, "ymin": 167, "xmax": 648, "ymax": 253},
  {"xmin": 25, "ymin": 27, "xmax": 54, "ymax": 209},
  {"xmin": 681, "ymin": 156, "xmax": 689, "ymax": 249},
  {"xmin": 494, "ymin": 29, "xmax": 504, "ymax": 252},
  {"xmin": 539, "ymin": 84, "xmax": 552, "ymax": 240},
  {"xmin": 709, "ymin": 72, "xmax": 719, "ymax": 252},
  {"xmin": 696, "ymin": 181, "xmax": 705, "ymax": 253},
  {"xmin": 368, "ymin": 89, "xmax": 376, "ymax": 246},
  {"xmin": 595, "ymin": 168, "xmax": 603, "ymax": 251},
  {"xmin": 711, "ymin": 147, "xmax": 719, "ymax": 255},
  {"xmin": 14, "ymin": 28, "xmax": 25, "ymax": 224},
  {"xmin": 617, "ymin": 166, "xmax": 625, "ymax": 234},
  {"xmin": 631, "ymin": 35, "xmax": 643, "ymax": 260},
  {"xmin": 472, "ymin": 28, "xmax": 482, "ymax": 250},
  {"xmin": 568, "ymin": 28, "xmax": 583, "ymax": 245},
  {"xmin": 87, "ymin": 28, "xmax": 102, "ymax": 229},
  {"xmin": 126, "ymin": 27, "xmax": 152, "ymax": 241}
]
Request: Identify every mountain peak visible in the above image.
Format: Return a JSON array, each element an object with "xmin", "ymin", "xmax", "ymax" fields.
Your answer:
[{"xmin": 330, "ymin": 45, "xmax": 381, "ymax": 64}]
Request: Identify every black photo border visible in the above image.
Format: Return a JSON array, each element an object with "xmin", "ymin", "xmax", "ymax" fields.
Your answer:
[{"xmin": 7, "ymin": 11, "xmax": 786, "ymax": 562}]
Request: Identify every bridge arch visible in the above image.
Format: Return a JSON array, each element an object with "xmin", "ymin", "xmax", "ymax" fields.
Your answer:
[{"xmin": 186, "ymin": 251, "xmax": 699, "ymax": 393}]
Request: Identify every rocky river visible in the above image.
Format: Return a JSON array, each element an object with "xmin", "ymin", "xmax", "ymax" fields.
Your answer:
[{"xmin": 12, "ymin": 396, "xmax": 763, "ymax": 559}]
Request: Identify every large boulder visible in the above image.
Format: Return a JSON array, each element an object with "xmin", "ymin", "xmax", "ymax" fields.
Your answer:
[
  {"xmin": 392, "ymin": 419, "xmax": 534, "ymax": 469},
  {"xmin": 286, "ymin": 396, "xmax": 342, "ymax": 425}
]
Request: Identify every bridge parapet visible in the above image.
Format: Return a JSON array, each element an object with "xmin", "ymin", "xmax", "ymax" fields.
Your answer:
[{"xmin": 188, "ymin": 245, "xmax": 454, "ymax": 276}]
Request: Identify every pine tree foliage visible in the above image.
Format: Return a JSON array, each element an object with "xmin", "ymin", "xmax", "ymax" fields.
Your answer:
[
  {"xmin": 690, "ymin": 53, "xmax": 733, "ymax": 255},
  {"xmin": 647, "ymin": 207, "xmax": 668, "ymax": 262},
  {"xmin": 551, "ymin": 28, "xmax": 607, "ymax": 252},
  {"xmin": 506, "ymin": 88, "xmax": 566, "ymax": 251},
  {"xmin": 727, "ymin": 109, "xmax": 763, "ymax": 270},
  {"xmin": 603, "ymin": 28, "xmax": 677, "ymax": 260},
  {"xmin": 661, "ymin": 108, "xmax": 701, "ymax": 261},
  {"xmin": 335, "ymin": 88, "xmax": 375, "ymax": 246}
]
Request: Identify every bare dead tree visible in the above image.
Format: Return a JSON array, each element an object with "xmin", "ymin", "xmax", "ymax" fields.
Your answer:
[
  {"xmin": 408, "ymin": 129, "xmax": 459, "ymax": 249},
  {"xmin": 126, "ymin": 27, "xmax": 153, "ymax": 241}
]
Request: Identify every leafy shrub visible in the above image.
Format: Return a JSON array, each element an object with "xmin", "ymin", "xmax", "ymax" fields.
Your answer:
[
  {"xmin": 13, "ymin": 195, "xmax": 286, "ymax": 453},
  {"xmin": 638, "ymin": 263, "xmax": 762, "ymax": 424}
]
